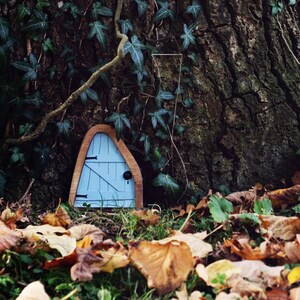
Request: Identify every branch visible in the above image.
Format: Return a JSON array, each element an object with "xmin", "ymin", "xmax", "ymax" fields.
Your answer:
[{"xmin": 6, "ymin": 0, "xmax": 128, "ymax": 145}]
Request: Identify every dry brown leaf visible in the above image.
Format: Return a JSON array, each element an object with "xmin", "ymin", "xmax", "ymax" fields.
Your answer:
[
  {"xmin": 41, "ymin": 206, "xmax": 71, "ymax": 228},
  {"xmin": 265, "ymin": 288, "xmax": 289, "ymax": 300},
  {"xmin": 265, "ymin": 185, "xmax": 300, "ymax": 208},
  {"xmin": 130, "ymin": 209, "xmax": 160, "ymax": 225},
  {"xmin": 227, "ymin": 274, "xmax": 267, "ymax": 300},
  {"xmin": 285, "ymin": 241, "xmax": 300, "ymax": 263},
  {"xmin": 224, "ymin": 239, "xmax": 283, "ymax": 260},
  {"xmin": 16, "ymin": 281, "xmax": 50, "ymax": 300},
  {"xmin": 0, "ymin": 220, "xmax": 22, "ymax": 252},
  {"xmin": 69, "ymin": 224, "xmax": 105, "ymax": 245},
  {"xmin": 267, "ymin": 216, "xmax": 300, "ymax": 241},
  {"xmin": 1, "ymin": 207, "xmax": 23, "ymax": 229},
  {"xmin": 129, "ymin": 239, "xmax": 194, "ymax": 295},
  {"xmin": 172, "ymin": 283, "xmax": 203, "ymax": 300},
  {"xmin": 225, "ymin": 191, "xmax": 257, "ymax": 204},
  {"xmin": 44, "ymin": 249, "xmax": 77, "ymax": 270},
  {"xmin": 160, "ymin": 231, "xmax": 213, "ymax": 259},
  {"xmin": 215, "ymin": 292, "xmax": 248, "ymax": 300},
  {"xmin": 232, "ymin": 260, "xmax": 284, "ymax": 287},
  {"xmin": 18, "ymin": 224, "xmax": 76, "ymax": 256},
  {"xmin": 290, "ymin": 286, "xmax": 300, "ymax": 300},
  {"xmin": 71, "ymin": 247, "xmax": 102, "ymax": 281},
  {"xmin": 94, "ymin": 240, "xmax": 129, "ymax": 273}
]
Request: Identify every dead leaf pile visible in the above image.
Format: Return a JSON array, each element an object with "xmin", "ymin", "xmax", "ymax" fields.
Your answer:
[{"xmin": 4, "ymin": 185, "xmax": 300, "ymax": 299}]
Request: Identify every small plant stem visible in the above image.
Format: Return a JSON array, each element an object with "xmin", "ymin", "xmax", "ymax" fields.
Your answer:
[
  {"xmin": 60, "ymin": 288, "xmax": 79, "ymax": 300},
  {"xmin": 19, "ymin": 178, "xmax": 35, "ymax": 202},
  {"xmin": 6, "ymin": 0, "xmax": 128, "ymax": 145},
  {"xmin": 276, "ymin": 16, "xmax": 300, "ymax": 65},
  {"xmin": 179, "ymin": 208, "xmax": 193, "ymax": 232},
  {"xmin": 55, "ymin": 198, "xmax": 62, "ymax": 214},
  {"xmin": 205, "ymin": 224, "xmax": 224, "ymax": 238}
]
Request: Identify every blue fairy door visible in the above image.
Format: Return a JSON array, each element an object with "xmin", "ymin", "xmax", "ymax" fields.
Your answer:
[{"xmin": 74, "ymin": 132, "xmax": 135, "ymax": 208}]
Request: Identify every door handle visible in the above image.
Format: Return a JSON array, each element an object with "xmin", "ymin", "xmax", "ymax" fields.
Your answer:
[{"xmin": 123, "ymin": 171, "xmax": 132, "ymax": 180}]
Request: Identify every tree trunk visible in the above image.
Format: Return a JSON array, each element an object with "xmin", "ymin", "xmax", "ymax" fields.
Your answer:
[{"xmin": 2, "ymin": 0, "xmax": 300, "ymax": 207}]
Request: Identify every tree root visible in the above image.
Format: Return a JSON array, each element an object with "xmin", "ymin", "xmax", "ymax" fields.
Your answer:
[{"xmin": 6, "ymin": 0, "xmax": 127, "ymax": 145}]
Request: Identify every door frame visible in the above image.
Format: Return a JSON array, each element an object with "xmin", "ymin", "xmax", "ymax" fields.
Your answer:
[{"xmin": 69, "ymin": 124, "xmax": 143, "ymax": 208}]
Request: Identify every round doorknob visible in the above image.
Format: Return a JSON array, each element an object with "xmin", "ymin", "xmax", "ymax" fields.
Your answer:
[{"xmin": 123, "ymin": 171, "xmax": 132, "ymax": 180}]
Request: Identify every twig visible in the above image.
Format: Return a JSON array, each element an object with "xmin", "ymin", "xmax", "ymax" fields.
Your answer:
[
  {"xmin": 60, "ymin": 288, "xmax": 79, "ymax": 300},
  {"xmin": 6, "ymin": 0, "xmax": 128, "ymax": 145},
  {"xmin": 276, "ymin": 16, "xmax": 300, "ymax": 65},
  {"xmin": 179, "ymin": 208, "xmax": 193, "ymax": 232},
  {"xmin": 19, "ymin": 178, "xmax": 35, "ymax": 202}
]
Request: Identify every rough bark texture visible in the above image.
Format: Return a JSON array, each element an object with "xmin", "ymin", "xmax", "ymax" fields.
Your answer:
[{"xmin": 2, "ymin": 0, "xmax": 300, "ymax": 207}]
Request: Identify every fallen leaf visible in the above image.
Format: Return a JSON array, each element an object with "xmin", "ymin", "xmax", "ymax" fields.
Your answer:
[
  {"xmin": 215, "ymin": 292, "xmax": 248, "ymax": 300},
  {"xmin": 71, "ymin": 247, "xmax": 102, "ymax": 281},
  {"xmin": 131, "ymin": 209, "xmax": 160, "ymax": 225},
  {"xmin": 0, "ymin": 221, "xmax": 22, "ymax": 252},
  {"xmin": 1, "ymin": 207, "xmax": 23, "ymax": 229},
  {"xmin": 44, "ymin": 249, "xmax": 77, "ymax": 270},
  {"xmin": 265, "ymin": 288, "xmax": 289, "ymax": 300},
  {"xmin": 232, "ymin": 260, "xmax": 284, "ymax": 287},
  {"xmin": 224, "ymin": 239, "xmax": 283, "ymax": 260},
  {"xmin": 69, "ymin": 224, "xmax": 105, "ymax": 245},
  {"xmin": 160, "ymin": 231, "xmax": 213, "ymax": 259},
  {"xmin": 129, "ymin": 239, "xmax": 194, "ymax": 295},
  {"xmin": 285, "ymin": 241, "xmax": 300, "ymax": 263},
  {"xmin": 42, "ymin": 206, "xmax": 72, "ymax": 228},
  {"xmin": 16, "ymin": 281, "xmax": 50, "ymax": 300},
  {"xmin": 172, "ymin": 283, "xmax": 203, "ymax": 300},
  {"xmin": 265, "ymin": 185, "xmax": 300, "ymax": 208},
  {"xmin": 203, "ymin": 259, "xmax": 240, "ymax": 288},
  {"xmin": 225, "ymin": 191, "xmax": 257, "ymax": 205},
  {"xmin": 18, "ymin": 224, "xmax": 76, "ymax": 256},
  {"xmin": 94, "ymin": 240, "xmax": 129, "ymax": 273},
  {"xmin": 267, "ymin": 216, "xmax": 300, "ymax": 241},
  {"xmin": 290, "ymin": 286, "xmax": 300, "ymax": 300},
  {"xmin": 288, "ymin": 266, "xmax": 300, "ymax": 285}
]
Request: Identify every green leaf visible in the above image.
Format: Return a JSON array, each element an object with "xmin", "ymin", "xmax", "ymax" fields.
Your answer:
[
  {"xmin": 88, "ymin": 21, "xmax": 108, "ymax": 49},
  {"xmin": 186, "ymin": 0, "xmax": 201, "ymax": 18},
  {"xmin": 134, "ymin": 0, "xmax": 148, "ymax": 17},
  {"xmin": 119, "ymin": 19, "xmax": 133, "ymax": 35},
  {"xmin": 174, "ymin": 124, "xmax": 185, "ymax": 135},
  {"xmin": 80, "ymin": 84, "xmax": 98, "ymax": 104},
  {"xmin": 152, "ymin": 173, "xmax": 180, "ymax": 197},
  {"xmin": 153, "ymin": 6, "xmax": 174, "ymax": 22},
  {"xmin": 106, "ymin": 112, "xmax": 131, "ymax": 140},
  {"xmin": 56, "ymin": 119, "xmax": 72, "ymax": 136},
  {"xmin": 208, "ymin": 195, "xmax": 233, "ymax": 223},
  {"xmin": 23, "ymin": 91, "xmax": 43, "ymax": 107},
  {"xmin": 253, "ymin": 198, "xmax": 273, "ymax": 215},
  {"xmin": 61, "ymin": 2, "xmax": 82, "ymax": 18},
  {"xmin": 19, "ymin": 123, "xmax": 32, "ymax": 135},
  {"xmin": 123, "ymin": 35, "xmax": 144, "ymax": 72},
  {"xmin": 289, "ymin": 0, "xmax": 296, "ymax": 5},
  {"xmin": 157, "ymin": 89, "xmax": 175, "ymax": 101},
  {"xmin": 0, "ymin": 17, "xmax": 9, "ymax": 41},
  {"xmin": 182, "ymin": 97, "xmax": 194, "ymax": 108},
  {"xmin": 271, "ymin": 2, "xmax": 284, "ymax": 16},
  {"xmin": 9, "ymin": 147, "xmax": 25, "ymax": 164},
  {"xmin": 92, "ymin": 2, "xmax": 113, "ymax": 19},
  {"xmin": 139, "ymin": 134, "xmax": 151, "ymax": 155},
  {"xmin": 180, "ymin": 24, "xmax": 196, "ymax": 50},
  {"xmin": 239, "ymin": 213, "xmax": 260, "ymax": 224},
  {"xmin": 42, "ymin": 38, "xmax": 55, "ymax": 53},
  {"xmin": 18, "ymin": 5, "xmax": 31, "ymax": 20},
  {"xmin": 36, "ymin": 0, "xmax": 50, "ymax": 11},
  {"xmin": 148, "ymin": 109, "xmax": 169, "ymax": 129}
]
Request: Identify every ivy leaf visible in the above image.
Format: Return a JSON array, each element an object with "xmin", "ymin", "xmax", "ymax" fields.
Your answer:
[
  {"xmin": 42, "ymin": 38, "xmax": 55, "ymax": 53},
  {"xmin": 9, "ymin": 147, "xmax": 25, "ymax": 164},
  {"xmin": 180, "ymin": 24, "xmax": 196, "ymax": 50},
  {"xmin": 80, "ymin": 83, "xmax": 98, "ymax": 104},
  {"xmin": 139, "ymin": 134, "xmax": 151, "ymax": 155},
  {"xmin": 106, "ymin": 112, "xmax": 131, "ymax": 140},
  {"xmin": 0, "ymin": 17, "xmax": 9, "ymax": 41},
  {"xmin": 18, "ymin": 5, "xmax": 31, "ymax": 21},
  {"xmin": 123, "ymin": 35, "xmax": 144, "ymax": 72},
  {"xmin": 23, "ymin": 91, "xmax": 43, "ymax": 108},
  {"xmin": 134, "ymin": 0, "xmax": 148, "ymax": 17},
  {"xmin": 208, "ymin": 195, "xmax": 233, "ymax": 223},
  {"xmin": 119, "ymin": 19, "xmax": 133, "ymax": 35},
  {"xmin": 56, "ymin": 119, "xmax": 72, "ymax": 136},
  {"xmin": 157, "ymin": 89, "xmax": 175, "ymax": 101},
  {"xmin": 92, "ymin": 2, "xmax": 113, "ymax": 19},
  {"xmin": 270, "ymin": 2, "xmax": 284, "ymax": 16},
  {"xmin": 0, "ymin": 37, "xmax": 13, "ymax": 63},
  {"xmin": 152, "ymin": 173, "xmax": 180, "ymax": 197},
  {"xmin": 88, "ymin": 21, "xmax": 108, "ymax": 49},
  {"xmin": 174, "ymin": 124, "xmax": 185, "ymax": 135},
  {"xmin": 186, "ymin": 0, "xmax": 201, "ymax": 18},
  {"xmin": 148, "ymin": 109, "xmax": 169, "ymax": 129},
  {"xmin": 239, "ymin": 213, "xmax": 260, "ymax": 224},
  {"xmin": 253, "ymin": 199, "xmax": 273, "ymax": 215},
  {"xmin": 36, "ymin": 0, "xmax": 50, "ymax": 11},
  {"xmin": 153, "ymin": 5, "xmax": 175, "ymax": 22},
  {"xmin": 61, "ymin": 2, "xmax": 82, "ymax": 18},
  {"xmin": 11, "ymin": 54, "xmax": 39, "ymax": 81},
  {"xmin": 22, "ymin": 10, "xmax": 48, "ymax": 32},
  {"xmin": 289, "ymin": 0, "xmax": 296, "ymax": 5}
]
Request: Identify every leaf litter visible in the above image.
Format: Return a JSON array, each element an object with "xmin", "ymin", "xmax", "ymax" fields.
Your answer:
[{"xmin": 2, "ymin": 184, "xmax": 300, "ymax": 298}]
